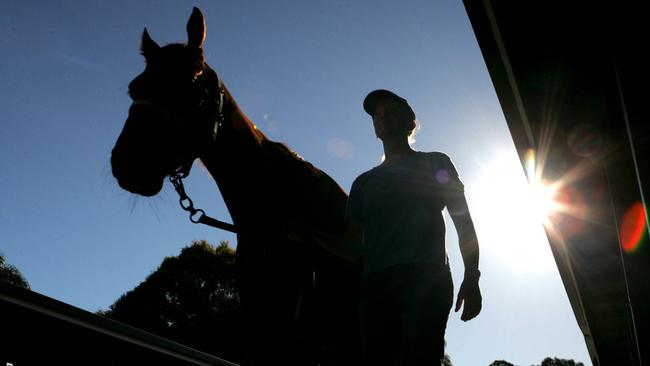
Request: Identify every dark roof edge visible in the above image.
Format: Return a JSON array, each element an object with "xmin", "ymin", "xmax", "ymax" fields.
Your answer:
[{"xmin": 0, "ymin": 281, "xmax": 238, "ymax": 366}]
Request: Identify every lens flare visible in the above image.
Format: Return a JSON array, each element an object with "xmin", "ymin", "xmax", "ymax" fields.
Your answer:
[
  {"xmin": 524, "ymin": 149, "xmax": 560, "ymax": 221},
  {"xmin": 547, "ymin": 185, "xmax": 586, "ymax": 239},
  {"xmin": 528, "ymin": 180, "xmax": 558, "ymax": 218},
  {"xmin": 620, "ymin": 202, "xmax": 647, "ymax": 253}
]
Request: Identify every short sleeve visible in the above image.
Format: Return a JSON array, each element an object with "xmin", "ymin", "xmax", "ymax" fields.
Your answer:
[
  {"xmin": 345, "ymin": 174, "xmax": 368, "ymax": 221},
  {"xmin": 428, "ymin": 152, "xmax": 464, "ymax": 203},
  {"xmin": 443, "ymin": 154, "xmax": 464, "ymax": 192}
]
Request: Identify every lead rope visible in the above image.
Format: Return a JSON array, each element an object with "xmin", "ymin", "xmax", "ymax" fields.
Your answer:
[{"xmin": 169, "ymin": 172, "xmax": 238, "ymax": 233}]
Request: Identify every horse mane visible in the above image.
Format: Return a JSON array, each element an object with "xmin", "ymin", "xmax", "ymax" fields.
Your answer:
[{"xmin": 264, "ymin": 140, "xmax": 321, "ymax": 176}]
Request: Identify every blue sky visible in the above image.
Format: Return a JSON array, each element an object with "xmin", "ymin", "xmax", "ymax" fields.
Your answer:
[{"xmin": 1, "ymin": 1, "xmax": 591, "ymax": 365}]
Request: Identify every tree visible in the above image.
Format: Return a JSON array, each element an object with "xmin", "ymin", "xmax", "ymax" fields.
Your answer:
[
  {"xmin": 101, "ymin": 240, "xmax": 242, "ymax": 363},
  {"xmin": 442, "ymin": 353, "xmax": 454, "ymax": 366},
  {"xmin": 0, "ymin": 253, "xmax": 30, "ymax": 289},
  {"xmin": 489, "ymin": 358, "xmax": 585, "ymax": 366},
  {"xmin": 489, "ymin": 361, "xmax": 515, "ymax": 366},
  {"xmin": 540, "ymin": 357, "xmax": 584, "ymax": 366}
]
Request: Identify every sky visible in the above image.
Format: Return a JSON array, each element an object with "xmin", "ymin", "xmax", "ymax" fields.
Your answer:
[{"xmin": 1, "ymin": 1, "xmax": 592, "ymax": 365}]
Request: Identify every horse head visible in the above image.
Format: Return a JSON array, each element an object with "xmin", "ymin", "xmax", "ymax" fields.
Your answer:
[{"xmin": 111, "ymin": 8, "xmax": 219, "ymax": 196}]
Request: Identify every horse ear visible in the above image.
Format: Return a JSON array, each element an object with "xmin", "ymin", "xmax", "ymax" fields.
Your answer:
[
  {"xmin": 187, "ymin": 7, "xmax": 206, "ymax": 50},
  {"xmin": 140, "ymin": 28, "xmax": 160, "ymax": 58}
]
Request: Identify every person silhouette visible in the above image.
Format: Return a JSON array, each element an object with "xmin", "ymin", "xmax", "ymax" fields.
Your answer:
[{"xmin": 294, "ymin": 89, "xmax": 482, "ymax": 365}]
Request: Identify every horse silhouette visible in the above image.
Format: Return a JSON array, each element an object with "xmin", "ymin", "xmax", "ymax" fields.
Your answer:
[{"xmin": 111, "ymin": 7, "xmax": 360, "ymax": 366}]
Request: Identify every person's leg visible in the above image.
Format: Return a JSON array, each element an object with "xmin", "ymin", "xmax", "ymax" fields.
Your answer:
[
  {"xmin": 400, "ymin": 267, "xmax": 453, "ymax": 365},
  {"xmin": 360, "ymin": 269, "xmax": 403, "ymax": 365}
]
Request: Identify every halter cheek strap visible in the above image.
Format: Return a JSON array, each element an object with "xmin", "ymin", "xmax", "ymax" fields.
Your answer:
[
  {"xmin": 212, "ymin": 78, "xmax": 225, "ymax": 142},
  {"xmin": 193, "ymin": 68, "xmax": 226, "ymax": 143},
  {"xmin": 170, "ymin": 71, "xmax": 235, "ymax": 233}
]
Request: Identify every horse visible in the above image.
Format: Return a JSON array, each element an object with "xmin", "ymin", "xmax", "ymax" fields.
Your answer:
[{"xmin": 110, "ymin": 7, "xmax": 361, "ymax": 366}]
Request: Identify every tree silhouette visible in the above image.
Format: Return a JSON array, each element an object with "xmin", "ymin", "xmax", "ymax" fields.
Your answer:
[
  {"xmin": 489, "ymin": 361, "xmax": 515, "ymax": 366},
  {"xmin": 101, "ymin": 240, "xmax": 242, "ymax": 362},
  {"xmin": 0, "ymin": 253, "xmax": 30, "ymax": 289},
  {"xmin": 540, "ymin": 357, "xmax": 584, "ymax": 366},
  {"xmin": 489, "ymin": 358, "xmax": 585, "ymax": 366}
]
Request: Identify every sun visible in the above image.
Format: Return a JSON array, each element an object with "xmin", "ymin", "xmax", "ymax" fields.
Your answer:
[
  {"xmin": 467, "ymin": 149, "xmax": 560, "ymax": 273},
  {"xmin": 528, "ymin": 181, "xmax": 559, "ymax": 219},
  {"xmin": 523, "ymin": 149, "xmax": 563, "ymax": 224}
]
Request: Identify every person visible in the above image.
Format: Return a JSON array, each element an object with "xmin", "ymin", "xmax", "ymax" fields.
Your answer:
[{"xmin": 294, "ymin": 89, "xmax": 481, "ymax": 365}]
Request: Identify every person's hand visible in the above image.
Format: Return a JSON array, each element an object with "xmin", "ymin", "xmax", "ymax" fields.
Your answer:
[{"xmin": 455, "ymin": 277, "xmax": 482, "ymax": 321}]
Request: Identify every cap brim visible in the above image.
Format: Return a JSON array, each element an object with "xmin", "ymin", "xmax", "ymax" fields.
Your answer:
[{"xmin": 363, "ymin": 89, "xmax": 409, "ymax": 116}]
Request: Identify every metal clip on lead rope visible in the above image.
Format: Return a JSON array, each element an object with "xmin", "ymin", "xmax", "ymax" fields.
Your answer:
[{"xmin": 169, "ymin": 172, "xmax": 238, "ymax": 233}]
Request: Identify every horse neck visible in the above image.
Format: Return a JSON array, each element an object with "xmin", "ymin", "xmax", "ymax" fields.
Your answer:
[
  {"xmin": 197, "ymin": 79, "xmax": 275, "ymax": 228},
  {"xmin": 194, "ymin": 73, "xmax": 349, "ymax": 236}
]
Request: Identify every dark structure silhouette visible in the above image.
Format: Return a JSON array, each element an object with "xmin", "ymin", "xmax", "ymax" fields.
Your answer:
[
  {"xmin": 465, "ymin": 2, "xmax": 649, "ymax": 365},
  {"xmin": 110, "ymin": 8, "xmax": 360, "ymax": 365},
  {"xmin": 1, "ymin": 281, "xmax": 236, "ymax": 365}
]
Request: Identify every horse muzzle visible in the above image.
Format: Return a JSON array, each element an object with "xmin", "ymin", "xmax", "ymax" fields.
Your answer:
[{"xmin": 110, "ymin": 104, "xmax": 172, "ymax": 197}]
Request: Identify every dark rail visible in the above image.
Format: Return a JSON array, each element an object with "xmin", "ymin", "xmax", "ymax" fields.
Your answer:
[{"xmin": 0, "ymin": 282, "xmax": 238, "ymax": 365}]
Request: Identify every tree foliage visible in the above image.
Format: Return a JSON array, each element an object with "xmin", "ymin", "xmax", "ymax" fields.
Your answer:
[
  {"xmin": 489, "ymin": 358, "xmax": 585, "ymax": 366},
  {"xmin": 489, "ymin": 361, "xmax": 515, "ymax": 366},
  {"xmin": 101, "ymin": 240, "xmax": 242, "ymax": 362},
  {"xmin": 0, "ymin": 254, "xmax": 30, "ymax": 289},
  {"xmin": 540, "ymin": 357, "xmax": 584, "ymax": 366},
  {"xmin": 442, "ymin": 353, "xmax": 454, "ymax": 366}
]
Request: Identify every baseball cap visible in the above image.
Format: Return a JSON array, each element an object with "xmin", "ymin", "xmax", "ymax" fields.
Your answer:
[{"xmin": 363, "ymin": 89, "xmax": 414, "ymax": 118}]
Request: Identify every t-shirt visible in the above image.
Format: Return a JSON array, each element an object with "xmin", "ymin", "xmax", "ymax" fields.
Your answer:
[{"xmin": 346, "ymin": 151, "xmax": 464, "ymax": 276}]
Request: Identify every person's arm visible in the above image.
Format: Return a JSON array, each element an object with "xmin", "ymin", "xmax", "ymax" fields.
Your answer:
[
  {"xmin": 290, "ymin": 219, "xmax": 363, "ymax": 262},
  {"xmin": 294, "ymin": 173, "xmax": 366, "ymax": 262},
  {"xmin": 448, "ymin": 192, "xmax": 482, "ymax": 321}
]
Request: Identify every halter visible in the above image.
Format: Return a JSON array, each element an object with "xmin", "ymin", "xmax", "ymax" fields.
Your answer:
[{"xmin": 164, "ymin": 70, "xmax": 239, "ymax": 234}]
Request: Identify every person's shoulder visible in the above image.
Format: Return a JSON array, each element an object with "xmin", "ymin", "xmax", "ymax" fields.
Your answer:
[
  {"xmin": 348, "ymin": 170, "xmax": 375, "ymax": 198},
  {"xmin": 421, "ymin": 151, "xmax": 453, "ymax": 164},
  {"xmin": 352, "ymin": 168, "xmax": 376, "ymax": 185},
  {"xmin": 420, "ymin": 151, "xmax": 461, "ymax": 176}
]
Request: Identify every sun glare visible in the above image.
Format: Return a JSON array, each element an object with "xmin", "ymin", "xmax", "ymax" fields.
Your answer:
[
  {"xmin": 468, "ymin": 149, "xmax": 560, "ymax": 273},
  {"xmin": 528, "ymin": 181, "xmax": 559, "ymax": 219},
  {"xmin": 523, "ymin": 149, "xmax": 562, "ymax": 224}
]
